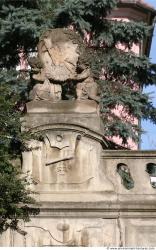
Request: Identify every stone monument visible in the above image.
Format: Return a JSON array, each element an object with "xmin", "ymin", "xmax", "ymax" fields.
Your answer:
[
  {"xmin": 1, "ymin": 27, "xmax": 156, "ymax": 247},
  {"xmin": 22, "ymin": 28, "xmax": 113, "ymax": 196}
]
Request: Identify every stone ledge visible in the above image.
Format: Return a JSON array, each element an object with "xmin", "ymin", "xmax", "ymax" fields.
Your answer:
[
  {"xmin": 102, "ymin": 150, "xmax": 156, "ymax": 159},
  {"xmin": 26, "ymin": 100, "xmax": 99, "ymax": 114}
]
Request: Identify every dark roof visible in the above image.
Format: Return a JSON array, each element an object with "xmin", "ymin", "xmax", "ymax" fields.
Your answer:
[
  {"xmin": 117, "ymin": 0, "xmax": 156, "ymax": 56},
  {"xmin": 118, "ymin": 0, "xmax": 156, "ymax": 14}
]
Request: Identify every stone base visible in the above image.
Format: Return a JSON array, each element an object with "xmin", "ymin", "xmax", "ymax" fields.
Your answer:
[
  {"xmin": 22, "ymin": 100, "xmax": 104, "ymax": 136},
  {"xmin": 21, "ymin": 100, "xmax": 113, "ymax": 197},
  {"xmin": 4, "ymin": 101, "xmax": 155, "ymax": 247},
  {"xmin": 26, "ymin": 100, "xmax": 99, "ymax": 114}
]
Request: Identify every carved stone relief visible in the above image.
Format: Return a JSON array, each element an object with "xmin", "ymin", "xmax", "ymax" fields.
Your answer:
[
  {"xmin": 28, "ymin": 29, "xmax": 100, "ymax": 102},
  {"xmin": 22, "ymin": 131, "xmax": 95, "ymax": 187},
  {"xmin": 117, "ymin": 163, "xmax": 134, "ymax": 190},
  {"xmin": 22, "ymin": 129, "xmax": 114, "ymax": 192},
  {"xmin": 29, "ymin": 79, "xmax": 62, "ymax": 101},
  {"xmin": 42, "ymin": 130, "xmax": 94, "ymax": 185},
  {"xmin": 0, "ymin": 218, "xmax": 118, "ymax": 247}
]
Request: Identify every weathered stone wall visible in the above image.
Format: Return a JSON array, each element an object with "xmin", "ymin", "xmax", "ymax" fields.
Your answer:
[
  {"xmin": 1, "ymin": 100, "xmax": 156, "ymax": 247},
  {"xmin": 1, "ymin": 148, "xmax": 156, "ymax": 246},
  {"xmin": 1, "ymin": 25, "xmax": 156, "ymax": 247}
]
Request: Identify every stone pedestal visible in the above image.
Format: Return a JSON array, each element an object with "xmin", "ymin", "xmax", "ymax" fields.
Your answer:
[{"xmin": 21, "ymin": 100, "xmax": 115, "ymax": 202}]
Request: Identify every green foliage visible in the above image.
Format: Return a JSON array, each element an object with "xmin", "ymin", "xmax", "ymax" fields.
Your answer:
[
  {"xmin": 55, "ymin": 0, "xmax": 117, "ymax": 32},
  {"xmin": 0, "ymin": 159, "xmax": 39, "ymax": 234},
  {"xmin": 0, "ymin": 71, "xmax": 40, "ymax": 234},
  {"xmin": 55, "ymin": 0, "xmax": 150, "ymax": 48},
  {"xmin": 0, "ymin": 0, "xmax": 61, "ymax": 67},
  {"xmin": 56, "ymin": 0, "xmax": 156, "ymax": 145}
]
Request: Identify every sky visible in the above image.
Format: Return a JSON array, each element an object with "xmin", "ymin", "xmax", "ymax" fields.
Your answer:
[{"xmin": 141, "ymin": 0, "xmax": 156, "ymax": 150}]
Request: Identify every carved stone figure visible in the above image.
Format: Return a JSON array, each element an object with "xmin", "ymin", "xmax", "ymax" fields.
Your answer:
[
  {"xmin": 29, "ymin": 28, "xmax": 99, "ymax": 102},
  {"xmin": 76, "ymin": 76, "xmax": 100, "ymax": 102},
  {"xmin": 117, "ymin": 163, "xmax": 134, "ymax": 190},
  {"xmin": 29, "ymin": 79, "xmax": 62, "ymax": 101}
]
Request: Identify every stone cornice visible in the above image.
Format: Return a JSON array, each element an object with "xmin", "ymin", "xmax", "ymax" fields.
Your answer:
[
  {"xmin": 118, "ymin": 0, "xmax": 156, "ymax": 14},
  {"xmin": 102, "ymin": 150, "xmax": 156, "ymax": 159}
]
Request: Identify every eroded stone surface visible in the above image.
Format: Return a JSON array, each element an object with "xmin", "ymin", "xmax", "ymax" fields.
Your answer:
[
  {"xmin": 0, "ymin": 218, "xmax": 119, "ymax": 247},
  {"xmin": 1, "ymin": 26, "xmax": 156, "ymax": 247},
  {"xmin": 28, "ymin": 29, "xmax": 99, "ymax": 102},
  {"xmin": 22, "ymin": 129, "xmax": 114, "ymax": 193}
]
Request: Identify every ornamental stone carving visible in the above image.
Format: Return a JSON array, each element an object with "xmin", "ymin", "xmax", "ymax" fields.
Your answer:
[{"xmin": 28, "ymin": 28, "xmax": 99, "ymax": 102}]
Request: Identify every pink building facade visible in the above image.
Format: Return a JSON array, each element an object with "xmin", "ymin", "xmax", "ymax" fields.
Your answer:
[{"xmin": 108, "ymin": 0, "xmax": 156, "ymax": 149}]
